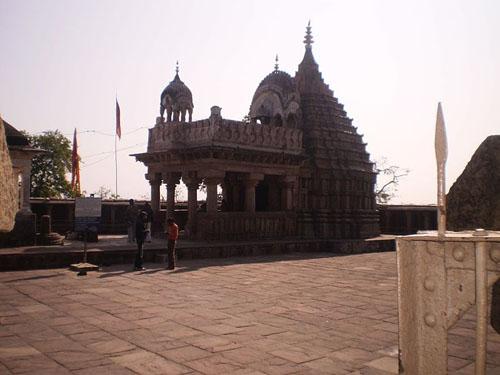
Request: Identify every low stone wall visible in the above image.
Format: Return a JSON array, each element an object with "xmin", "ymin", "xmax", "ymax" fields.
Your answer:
[
  {"xmin": 196, "ymin": 211, "xmax": 296, "ymax": 240},
  {"xmin": 23, "ymin": 200, "xmax": 438, "ymax": 237},
  {"xmin": 0, "ymin": 238, "xmax": 394, "ymax": 271}
]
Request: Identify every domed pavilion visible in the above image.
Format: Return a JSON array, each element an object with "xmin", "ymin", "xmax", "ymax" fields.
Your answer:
[
  {"xmin": 160, "ymin": 62, "xmax": 194, "ymax": 123},
  {"xmin": 134, "ymin": 24, "xmax": 379, "ymax": 240}
]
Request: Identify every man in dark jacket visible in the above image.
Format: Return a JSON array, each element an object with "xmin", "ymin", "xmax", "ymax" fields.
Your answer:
[
  {"xmin": 134, "ymin": 211, "xmax": 149, "ymax": 271},
  {"xmin": 125, "ymin": 199, "xmax": 139, "ymax": 243}
]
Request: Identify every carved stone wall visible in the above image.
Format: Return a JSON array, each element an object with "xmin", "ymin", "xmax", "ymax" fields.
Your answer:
[
  {"xmin": 196, "ymin": 212, "xmax": 297, "ymax": 241},
  {"xmin": 295, "ymin": 57, "xmax": 379, "ymax": 238},
  {"xmin": 447, "ymin": 135, "xmax": 500, "ymax": 231},
  {"xmin": 148, "ymin": 118, "xmax": 303, "ymax": 154},
  {"xmin": 0, "ymin": 117, "xmax": 18, "ymax": 233}
]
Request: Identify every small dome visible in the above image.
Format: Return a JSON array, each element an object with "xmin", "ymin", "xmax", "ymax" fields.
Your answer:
[
  {"xmin": 160, "ymin": 67, "xmax": 194, "ymax": 122},
  {"xmin": 249, "ymin": 69, "xmax": 301, "ymax": 127},
  {"xmin": 257, "ymin": 70, "xmax": 296, "ymax": 95},
  {"xmin": 161, "ymin": 73, "xmax": 193, "ymax": 107}
]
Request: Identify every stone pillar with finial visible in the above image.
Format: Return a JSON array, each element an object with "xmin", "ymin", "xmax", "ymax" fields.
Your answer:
[
  {"xmin": 435, "ymin": 102, "xmax": 447, "ymax": 238},
  {"xmin": 304, "ymin": 20, "xmax": 314, "ymax": 49}
]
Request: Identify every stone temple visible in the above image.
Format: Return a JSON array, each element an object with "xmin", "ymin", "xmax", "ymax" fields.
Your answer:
[{"xmin": 134, "ymin": 24, "xmax": 380, "ymax": 240}]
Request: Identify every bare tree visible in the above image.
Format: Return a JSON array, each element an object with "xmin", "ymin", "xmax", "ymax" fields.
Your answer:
[
  {"xmin": 374, "ymin": 157, "xmax": 409, "ymax": 204},
  {"xmin": 92, "ymin": 186, "xmax": 120, "ymax": 199}
]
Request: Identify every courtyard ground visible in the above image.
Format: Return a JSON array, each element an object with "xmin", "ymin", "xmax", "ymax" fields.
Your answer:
[{"xmin": 0, "ymin": 252, "xmax": 498, "ymax": 374}]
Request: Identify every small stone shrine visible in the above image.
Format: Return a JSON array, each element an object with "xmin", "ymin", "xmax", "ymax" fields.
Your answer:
[
  {"xmin": 0, "ymin": 119, "xmax": 44, "ymax": 246},
  {"xmin": 134, "ymin": 24, "xmax": 380, "ymax": 240}
]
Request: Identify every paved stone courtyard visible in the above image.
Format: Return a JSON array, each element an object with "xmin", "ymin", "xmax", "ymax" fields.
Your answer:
[{"xmin": 0, "ymin": 252, "xmax": 498, "ymax": 374}]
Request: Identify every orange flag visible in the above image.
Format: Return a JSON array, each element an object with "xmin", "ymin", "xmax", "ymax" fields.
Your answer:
[{"xmin": 116, "ymin": 99, "xmax": 121, "ymax": 139}]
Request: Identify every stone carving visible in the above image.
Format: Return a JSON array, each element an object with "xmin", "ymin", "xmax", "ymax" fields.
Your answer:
[
  {"xmin": 0, "ymin": 116, "xmax": 18, "ymax": 233},
  {"xmin": 447, "ymin": 135, "xmax": 500, "ymax": 231},
  {"xmin": 397, "ymin": 234, "xmax": 500, "ymax": 374},
  {"xmin": 148, "ymin": 118, "xmax": 303, "ymax": 154}
]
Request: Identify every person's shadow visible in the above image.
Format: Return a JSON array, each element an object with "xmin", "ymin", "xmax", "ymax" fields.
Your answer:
[{"xmin": 98, "ymin": 263, "xmax": 201, "ymax": 277}]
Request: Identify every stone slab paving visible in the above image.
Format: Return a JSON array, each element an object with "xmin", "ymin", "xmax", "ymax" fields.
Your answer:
[{"xmin": 0, "ymin": 252, "xmax": 498, "ymax": 374}]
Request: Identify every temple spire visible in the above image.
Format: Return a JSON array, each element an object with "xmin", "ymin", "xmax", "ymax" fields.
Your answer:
[
  {"xmin": 304, "ymin": 21, "xmax": 313, "ymax": 49},
  {"xmin": 175, "ymin": 61, "xmax": 179, "ymax": 75},
  {"xmin": 274, "ymin": 54, "xmax": 279, "ymax": 71}
]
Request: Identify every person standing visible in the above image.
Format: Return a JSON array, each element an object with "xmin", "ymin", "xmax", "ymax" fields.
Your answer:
[
  {"xmin": 134, "ymin": 211, "xmax": 149, "ymax": 270},
  {"xmin": 125, "ymin": 199, "xmax": 139, "ymax": 243},
  {"xmin": 166, "ymin": 218, "xmax": 179, "ymax": 270},
  {"xmin": 143, "ymin": 202, "xmax": 153, "ymax": 242}
]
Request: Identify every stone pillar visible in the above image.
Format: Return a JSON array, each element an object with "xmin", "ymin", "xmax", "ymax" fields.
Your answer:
[
  {"xmin": 397, "ymin": 233, "xmax": 500, "ymax": 374},
  {"xmin": 244, "ymin": 174, "xmax": 263, "ymax": 213},
  {"xmin": 187, "ymin": 184, "xmax": 198, "ymax": 222},
  {"xmin": 220, "ymin": 182, "xmax": 228, "ymax": 202},
  {"xmin": 205, "ymin": 178, "xmax": 219, "ymax": 213},
  {"xmin": 164, "ymin": 173, "xmax": 180, "ymax": 221},
  {"xmin": 149, "ymin": 174, "xmax": 161, "ymax": 213},
  {"xmin": 200, "ymin": 171, "xmax": 225, "ymax": 214},
  {"xmin": 280, "ymin": 176, "xmax": 296, "ymax": 211},
  {"xmin": 183, "ymin": 173, "xmax": 201, "ymax": 237}
]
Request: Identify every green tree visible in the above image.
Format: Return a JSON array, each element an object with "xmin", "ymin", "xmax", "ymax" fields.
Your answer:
[{"xmin": 27, "ymin": 130, "xmax": 74, "ymax": 198}]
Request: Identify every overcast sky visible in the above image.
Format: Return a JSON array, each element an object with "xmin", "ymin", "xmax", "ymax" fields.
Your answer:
[{"xmin": 1, "ymin": 0, "xmax": 499, "ymax": 204}]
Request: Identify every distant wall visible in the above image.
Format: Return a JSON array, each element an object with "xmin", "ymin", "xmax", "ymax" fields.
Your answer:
[
  {"xmin": 30, "ymin": 199, "xmax": 188, "ymax": 235},
  {"xmin": 378, "ymin": 205, "xmax": 437, "ymax": 235},
  {"xmin": 29, "ymin": 199, "xmax": 437, "ymax": 236}
]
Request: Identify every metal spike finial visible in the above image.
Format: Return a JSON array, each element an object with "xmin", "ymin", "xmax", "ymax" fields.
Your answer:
[
  {"xmin": 274, "ymin": 54, "xmax": 279, "ymax": 71},
  {"xmin": 304, "ymin": 21, "xmax": 313, "ymax": 49},
  {"xmin": 175, "ymin": 61, "xmax": 179, "ymax": 74},
  {"xmin": 435, "ymin": 102, "xmax": 448, "ymax": 237}
]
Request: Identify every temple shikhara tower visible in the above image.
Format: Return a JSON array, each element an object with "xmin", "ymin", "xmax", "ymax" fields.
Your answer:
[{"xmin": 134, "ymin": 24, "xmax": 380, "ymax": 240}]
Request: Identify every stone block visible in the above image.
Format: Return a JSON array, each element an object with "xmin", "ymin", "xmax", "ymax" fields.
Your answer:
[
  {"xmin": 0, "ymin": 117, "xmax": 18, "ymax": 233},
  {"xmin": 448, "ymin": 135, "xmax": 500, "ymax": 231},
  {"xmin": 9, "ymin": 211, "xmax": 37, "ymax": 246}
]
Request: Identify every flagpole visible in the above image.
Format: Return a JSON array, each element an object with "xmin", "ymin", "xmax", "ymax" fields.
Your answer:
[
  {"xmin": 115, "ymin": 131, "xmax": 118, "ymax": 199},
  {"xmin": 115, "ymin": 94, "xmax": 118, "ymax": 200}
]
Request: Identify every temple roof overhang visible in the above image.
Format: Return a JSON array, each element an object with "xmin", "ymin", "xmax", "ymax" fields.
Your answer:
[{"xmin": 132, "ymin": 145, "xmax": 307, "ymax": 168}]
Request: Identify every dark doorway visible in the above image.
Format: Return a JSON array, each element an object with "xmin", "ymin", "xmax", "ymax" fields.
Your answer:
[{"xmin": 255, "ymin": 183, "xmax": 269, "ymax": 211}]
